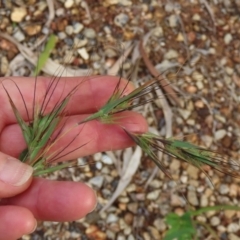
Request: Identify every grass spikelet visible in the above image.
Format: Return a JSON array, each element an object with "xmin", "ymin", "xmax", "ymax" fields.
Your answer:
[
  {"xmin": 79, "ymin": 77, "xmax": 170, "ymax": 124},
  {"xmin": 2, "ymin": 77, "xmax": 84, "ymax": 176},
  {"xmin": 123, "ymin": 129, "xmax": 240, "ymax": 179}
]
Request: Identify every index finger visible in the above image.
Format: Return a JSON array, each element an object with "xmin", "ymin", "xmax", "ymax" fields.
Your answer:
[{"xmin": 0, "ymin": 76, "xmax": 133, "ymax": 125}]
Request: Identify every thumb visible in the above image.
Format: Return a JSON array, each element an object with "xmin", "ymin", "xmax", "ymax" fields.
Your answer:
[{"xmin": 0, "ymin": 152, "xmax": 33, "ymax": 198}]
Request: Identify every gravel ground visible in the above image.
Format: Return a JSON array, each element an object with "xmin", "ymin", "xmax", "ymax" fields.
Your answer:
[{"xmin": 1, "ymin": 0, "xmax": 240, "ymax": 240}]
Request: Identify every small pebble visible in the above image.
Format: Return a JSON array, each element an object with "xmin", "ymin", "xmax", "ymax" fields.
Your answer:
[
  {"xmin": 127, "ymin": 203, "xmax": 138, "ymax": 214},
  {"xmin": 178, "ymin": 109, "xmax": 191, "ymax": 120},
  {"xmin": 89, "ymin": 176, "xmax": 104, "ymax": 188},
  {"xmin": 0, "ymin": 56, "xmax": 9, "ymax": 75},
  {"xmin": 187, "ymin": 191, "xmax": 199, "ymax": 206},
  {"xmin": 219, "ymin": 184, "xmax": 229, "ymax": 195},
  {"xmin": 153, "ymin": 26, "xmax": 164, "ymax": 37},
  {"xmin": 228, "ymin": 233, "xmax": 240, "ymax": 240},
  {"xmin": 24, "ymin": 24, "xmax": 41, "ymax": 36},
  {"xmin": 13, "ymin": 29, "xmax": 25, "ymax": 42},
  {"xmin": 210, "ymin": 216, "xmax": 220, "ymax": 226},
  {"xmin": 146, "ymin": 190, "xmax": 161, "ymax": 200},
  {"xmin": 73, "ymin": 22, "xmax": 84, "ymax": 34},
  {"xmin": 153, "ymin": 218, "xmax": 166, "ymax": 231},
  {"xmin": 187, "ymin": 85, "xmax": 197, "ymax": 93},
  {"xmin": 169, "ymin": 14, "xmax": 178, "ymax": 27},
  {"xmin": 56, "ymin": 8, "xmax": 65, "ymax": 16},
  {"xmin": 65, "ymin": 0, "xmax": 74, "ymax": 8},
  {"xmin": 78, "ymin": 47, "xmax": 89, "ymax": 60},
  {"xmin": 102, "ymin": 155, "xmax": 113, "ymax": 165},
  {"xmin": 114, "ymin": 13, "xmax": 129, "ymax": 27},
  {"xmin": 65, "ymin": 25, "xmax": 74, "ymax": 35},
  {"xmin": 176, "ymin": 32, "xmax": 184, "ymax": 41},
  {"xmin": 147, "ymin": 226, "xmax": 161, "ymax": 239},
  {"xmin": 149, "ymin": 179, "xmax": 162, "ymax": 188},
  {"xmin": 227, "ymin": 223, "xmax": 240, "ymax": 233},
  {"xmin": 124, "ymin": 213, "xmax": 133, "ymax": 225},
  {"xmin": 214, "ymin": 129, "xmax": 227, "ymax": 141},
  {"xmin": 58, "ymin": 32, "xmax": 67, "ymax": 40},
  {"xmin": 106, "ymin": 230, "xmax": 116, "ymax": 239},
  {"xmin": 83, "ymin": 28, "xmax": 96, "ymax": 39},
  {"xmin": 95, "ymin": 161, "xmax": 102, "ymax": 170},
  {"xmin": 93, "ymin": 152, "xmax": 102, "ymax": 161},
  {"xmin": 127, "ymin": 235, "xmax": 135, "ymax": 240},
  {"xmin": 229, "ymin": 184, "xmax": 238, "ymax": 197},
  {"xmin": 116, "ymin": 233, "xmax": 126, "ymax": 240},
  {"xmin": 187, "ymin": 165, "xmax": 199, "ymax": 179},
  {"xmin": 106, "ymin": 213, "xmax": 119, "ymax": 223},
  {"xmin": 119, "ymin": 0, "xmax": 132, "ymax": 6},
  {"xmin": 11, "ymin": 7, "xmax": 27, "ymax": 22},
  {"xmin": 192, "ymin": 71, "xmax": 204, "ymax": 81},
  {"xmin": 196, "ymin": 81, "xmax": 204, "ymax": 90},
  {"xmin": 171, "ymin": 194, "xmax": 184, "ymax": 207},
  {"xmin": 225, "ymin": 66, "xmax": 234, "ymax": 75},
  {"xmin": 224, "ymin": 33, "xmax": 233, "ymax": 44},
  {"xmin": 192, "ymin": 13, "xmax": 201, "ymax": 21},
  {"xmin": 164, "ymin": 49, "xmax": 178, "ymax": 59},
  {"xmin": 200, "ymin": 195, "xmax": 208, "ymax": 207}
]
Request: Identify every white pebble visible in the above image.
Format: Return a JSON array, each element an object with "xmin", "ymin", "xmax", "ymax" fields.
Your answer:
[
  {"xmin": 102, "ymin": 155, "xmax": 113, "ymax": 165},
  {"xmin": 93, "ymin": 152, "xmax": 102, "ymax": 161},
  {"xmin": 210, "ymin": 216, "xmax": 220, "ymax": 226},
  {"xmin": 73, "ymin": 22, "xmax": 84, "ymax": 33},
  {"xmin": 95, "ymin": 161, "xmax": 102, "ymax": 170},
  {"xmin": 164, "ymin": 49, "xmax": 178, "ymax": 59},
  {"xmin": 146, "ymin": 190, "xmax": 161, "ymax": 200},
  {"xmin": 196, "ymin": 80, "xmax": 204, "ymax": 89},
  {"xmin": 74, "ymin": 37, "xmax": 88, "ymax": 48},
  {"xmin": 65, "ymin": 25, "xmax": 74, "ymax": 35},
  {"xmin": 56, "ymin": 8, "xmax": 65, "ymax": 16},
  {"xmin": 83, "ymin": 28, "xmax": 96, "ymax": 39},
  {"xmin": 178, "ymin": 109, "xmax": 191, "ymax": 120},
  {"xmin": 227, "ymin": 223, "xmax": 240, "ymax": 233},
  {"xmin": 42, "ymin": 27, "xmax": 49, "ymax": 35},
  {"xmin": 58, "ymin": 32, "xmax": 67, "ymax": 40},
  {"xmin": 153, "ymin": 26, "xmax": 164, "ymax": 37},
  {"xmin": 77, "ymin": 47, "xmax": 89, "ymax": 60},
  {"xmin": 13, "ymin": 29, "xmax": 25, "ymax": 42},
  {"xmin": 169, "ymin": 14, "xmax": 178, "ymax": 27},
  {"xmin": 119, "ymin": 0, "xmax": 132, "ymax": 6},
  {"xmin": 224, "ymin": 33, "xmax": 233, "ymax": 45},
  {"xmin": 214, "ymin": 129, "xmax": 227, "ymax": 141},
  {"xmin": 192, "ymin": 13, "xmax": 201, "ymax": 21},
  {"xmin": 89, "ymin": 176, "xmax": 104, "ymax": 188},
  {"xmin": 65, "ymin": 0, "xmax": 74, "ymax": 8},
  {"xmin": 106, "ymin": 213, "xmax": 119, "ymax": 223},
  {"xmin": 219, "ymin": 184, "xmax": 229, "ymax": 195}
]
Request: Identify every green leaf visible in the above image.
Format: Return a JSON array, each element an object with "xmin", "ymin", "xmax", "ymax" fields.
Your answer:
[
  {"xmin": 34, "ymin": 34, "xmax": 57, "ymax": 76},
  {"xmin": 164, "ymin": 212, "xmax": 196, "ymax": 240}
]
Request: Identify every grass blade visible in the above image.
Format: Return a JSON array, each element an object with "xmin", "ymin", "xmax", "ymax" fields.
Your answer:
[{"xmin": 34, "ymin": 34, "xmax": 57, "ymax": 76}]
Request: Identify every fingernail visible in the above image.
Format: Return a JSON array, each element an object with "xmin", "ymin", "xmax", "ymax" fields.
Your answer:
[
  {"xmin": 89, "ymin": 190, "xmax": 98, "ymax": 213},
  {"xmin": 0, "ymin": 157, "xmax": 33, "ymax": 186},
  {"xmin": 28, "ymin": 219, "xmax": 38, "ymax": 234}
]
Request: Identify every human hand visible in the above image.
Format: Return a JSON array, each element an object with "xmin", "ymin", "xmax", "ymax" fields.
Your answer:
[{"xmin": 0, "ymin": 76, "xmax": 147, "ymax": 239}]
